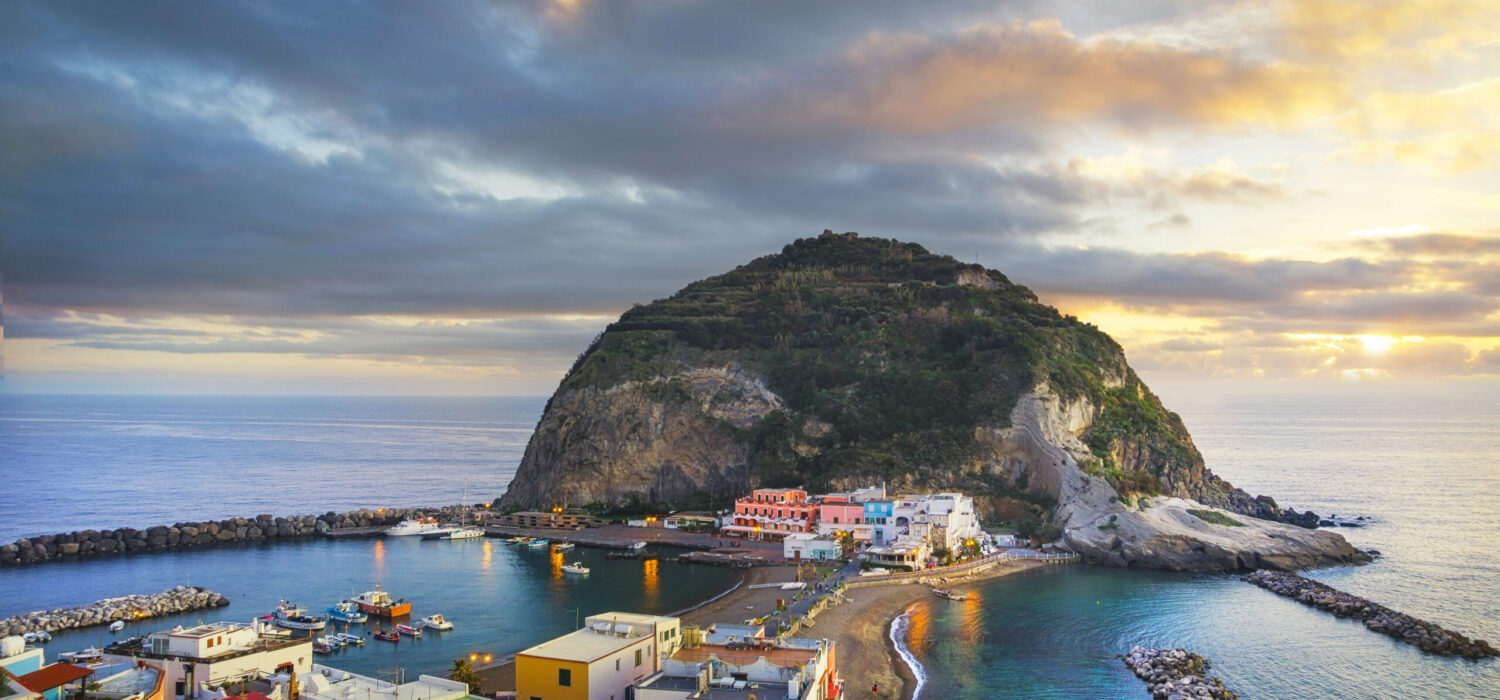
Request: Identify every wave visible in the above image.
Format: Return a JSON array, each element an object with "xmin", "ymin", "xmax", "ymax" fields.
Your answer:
[{"xmin": 891, "ymin": 603, "xmax": 928, "ymax": 700}]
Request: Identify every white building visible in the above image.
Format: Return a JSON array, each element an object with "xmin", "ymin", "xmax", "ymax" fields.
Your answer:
[
  {"xmin": 103, "ymin": 621, "xmax": 310, "ymax": 700},
  {"xmin": 858, "ymin": 492, "xmax": 983, "ymax": 569},
  {"xmin": 291, "ymin": 665, "xmax": 467, "ymax": 700},
  {"xmin": 634, "ymin": 635, "xmax": 840, "ymax": 700},
  {"xmin": 782, "ymin": 533, "xmax": 841, "ymax": 562}
]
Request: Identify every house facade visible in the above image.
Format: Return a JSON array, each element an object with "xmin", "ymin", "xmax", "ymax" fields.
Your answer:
[{"xmin": 723, "ymin": 489, "xmax": 816, "ymax": 540}]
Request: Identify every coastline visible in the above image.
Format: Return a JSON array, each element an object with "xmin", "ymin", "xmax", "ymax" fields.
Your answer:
[{"xmin": 686, "ymin": 558, "xmax": 1047, "ymax": 700}]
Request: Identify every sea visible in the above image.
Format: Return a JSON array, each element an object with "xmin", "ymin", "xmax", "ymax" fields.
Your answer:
[{"xmin": 1, "ymin": 389, "xmax": 1498, "ymax": 698}]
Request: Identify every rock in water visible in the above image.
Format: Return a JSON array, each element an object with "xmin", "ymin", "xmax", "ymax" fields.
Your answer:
[{"xmin": 497, "ymin": 231, "xmax": 1368, "ymax": 572}]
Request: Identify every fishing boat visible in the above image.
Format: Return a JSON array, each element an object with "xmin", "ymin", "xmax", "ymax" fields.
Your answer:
[
  {"xmin": 561, "ymin": 562, "xmax": 590, "ymax": 575},
  {"xmin": 383, "ymin": 518, "xmax": 445, "ymax": 537},
  {"xmin": 419, "ymin": 527, "xmax": 459, "ymax": 540},
  {"xmin": 446, "ymin": 527, "xmax": 485, "ymax": 540},
  {"xmin": 373, "ymin": 628, "xmax": 399, "ymax": 643},
  {"xmin": 335, "ymin": 632, "xmax": 365, "ymax": 646},
  {"xmin": 931, "ymin": 588, "xmax": 968, "ymax": 601},
  {"xmin": 312, "ymin": 641, "xmax": 334, "ymax": 655},
  {"xmin": 108, "ymin": 621, "xmax": 125, "ymax": 632},
  {"xmin": 59, "ymin": 648, "xmax": 103, "ymax": 664},
  {"xmin": 395, "ymin": 624, "xmax": 422, "ymax": 638},
  {"xmin": 421, "ymin": 614, "xmax": 453, "ymax": 631},
  {"xmin": 271, "ymin": 600, "xmax": 328, "ymax": 630},
  {"xmin": 527, "ymin": 539, "xmax": 550, "ymax": 548},
  {"xmin": 353, "ymin": 585, "xmax": 412, "ymax": 617},
  {"xmin": 553, "ymin": 542, "xmax": 574, "ymax": 550},
  {"xmin": 316, "ymin": 635, "xmax": 343, "ymax": 648},
  {"xmin": 326, "ymin": 601, "xmax": 368, "ymax": 623}
]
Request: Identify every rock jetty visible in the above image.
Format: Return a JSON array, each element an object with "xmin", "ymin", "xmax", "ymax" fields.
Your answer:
[
  {"xmin": 0, "ymin": 586, "xmax": 228, "ymax": 637},
  {"xmin": 1120, "ymin": 647, "xmax": 1240, "ymax": 700},
  {"xmin": 0, "ymin": 507, "xmax": 448, "ymax": 567},
  {"xmin": 1242, "ymin": 570, "xmax": 1498, "ymax": 659}
]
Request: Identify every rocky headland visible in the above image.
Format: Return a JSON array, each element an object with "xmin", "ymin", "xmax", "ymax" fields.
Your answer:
[
  {"xmin": 1, "ymin": 586, "xmax": 228, "ymax": 637},
  {"xmin": 0, "ymin": 507, "xmax": 447, "ymax": 567},
  {"xmin": 1121, "ymin": 647, "xmax": 1240, "ymax": 700},
  {"xmin": 499, "ymin": 231, "xmax": 1366, "ymax": 572},
  {"xmin": 1242, "ymin": 570, "xmax": 1498, "ymax": 659}
]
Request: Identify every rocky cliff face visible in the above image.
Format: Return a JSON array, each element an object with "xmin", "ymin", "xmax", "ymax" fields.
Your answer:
[{"xmin": 499, "ymin": 232, "xmax": 1364, "ymax": 571}]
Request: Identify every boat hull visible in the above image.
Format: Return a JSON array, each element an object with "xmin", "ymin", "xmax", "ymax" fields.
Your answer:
[{"xmin": 357, "ymin": 601, "xmax": 412, "ymax": 617}]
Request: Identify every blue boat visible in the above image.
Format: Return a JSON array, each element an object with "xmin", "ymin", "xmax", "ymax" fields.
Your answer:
[
  {"xmin": 326, "ymin": 600, "xmax": 368, "ymax": 623},
  {"xmin": 527, "ymin": 539, "xmax": 550, "ymax": 548},
  {"xmin": 335, "ymin": 632, "xmax": 365, "ymax": 646}
]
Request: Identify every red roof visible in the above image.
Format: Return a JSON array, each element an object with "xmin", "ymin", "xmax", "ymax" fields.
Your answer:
[
  {"xmin": 227, "ymin": 693, "xmax": 276, "ymax": 700},
  {"xmin": 16, "ymin": 664, "xmax": 94, "ymax": 692}
]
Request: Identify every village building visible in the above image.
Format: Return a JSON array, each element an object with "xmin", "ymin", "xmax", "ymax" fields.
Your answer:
[
  {"xmin": 102, "ymin": 621, "xmax": 310, "ymax": 700},
  {"xmin": 723, "ymin": 490, "xmax": 816, "ymax": 541},
  {"xmin": 515, "ymin": 612, "xmax": 681, "ymax": 700},
  {"xmin": 633, "ymin": 630, "xmax": 840, "ymax": 700}
]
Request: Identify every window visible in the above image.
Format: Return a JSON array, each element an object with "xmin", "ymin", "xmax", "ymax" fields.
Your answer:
[
  {"xmin": 832, "ymin": 517, "xmax": 839, "ymax": 524},
  {"xmin": 635, "ymin": 649, "xmax": 643, "ymax": 666},
  {"xmin": 558, "ymin": 668, "xmax": 571, "ymax": 687}
]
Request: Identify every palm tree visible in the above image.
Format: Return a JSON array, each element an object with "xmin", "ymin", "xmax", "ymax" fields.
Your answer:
[{"xmin": 450, "ymin": 658, "xmax": 482, "ymax": 694}]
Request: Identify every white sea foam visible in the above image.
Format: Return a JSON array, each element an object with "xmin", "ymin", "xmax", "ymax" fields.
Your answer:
[{"xmin": 891, "ymin": 604, "xmax": 928, "ymax": 700}]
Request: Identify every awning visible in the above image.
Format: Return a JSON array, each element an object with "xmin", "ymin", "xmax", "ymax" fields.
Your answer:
[{"xmin": 17, "ymin": 664, "xmax": 94, "ymax": 692}]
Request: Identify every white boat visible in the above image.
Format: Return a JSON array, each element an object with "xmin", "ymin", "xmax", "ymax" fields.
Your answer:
[
  {"xmin": 22, "ymin": 631, "xmax": 51, "ymax": 643},
  {"xmin": 326, "ymin": 601, "xmax": 368, "ymax": 623},
  {"xmin": 271, "ymin": 600, "xmax": 327, "ymax": 631},
  {"xmin": 421, "ymin": 614, "xmax": 453, "ymax": 631},
  {"xmin": 335, "ymin": 632, "xmax": 365, "ymax": 646},
  {"xmin": 384, "ymin": 519, "xmax": 445, "ymax": 537},
  {"xmin": 419, "ymin": 527, "xmax": 459, "ymax": 540},
  {"xmin": 553, "ymin": 542, "xmax": 574, "ymax": 550},
  {"xmin": 395, "ymin": 623, "xmax": 422, "ymax": 638},
  {"xmin": 628, "ymin": 541, "xmax": 648, "ymax": 550},
  {"xmin": 59, "ymin": 647, "xmax": 103, "ymax": 664},
  {"xmin": 561, "ymin": 562, "xmax": 590, "ymax": 575},
  {"xmin": 109, "ymin": 620, "xmax": 125, "ymax": 632},
  {"xmin": 528, "ymin": 539, "xmax": 551, "ymax": 548},
  {"xmin": 446, "ymin": 527, "xmax": 485, "ymax": 540}
]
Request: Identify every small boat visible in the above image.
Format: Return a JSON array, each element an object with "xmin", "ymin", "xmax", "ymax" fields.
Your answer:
[
  {"xmin": 384, "ymin": 518, "xmax": 445, "ymax": 537},
  {"xmin": 373, "ymin": 628, "xmax": 399, "ymax": 643},
  {"xmin": 421, "ymin": 614, "xmax": 453, "ymax": 631},
  {"xmin": 22, "ymin": 631, "xmax": 51, "ymax": 644},
  {"xmin": 420, "ymin": 527, "xmax": 458, "ymax": 540},
  {"xmin": 109, "ymin": 621, "xmax": 126, "ymax": 632},
  {"xmin": 395, "ymin": 624, "xmax": 422, "ymax": 638},
  {"xmin": 628, "ymin": 541, "xmax": 648, "ymax": 550},
  {"xmin": 313, "ymin": 641, "xmax": 334, "ymax": 655},
  {"xmin": 527, "ymin": 539, "xmax": 550, "ymax": 548},
  {"xmin": 561, "ymin": 562, "xmax": 590, "ymax": 575},
  {"xmin": 353, "ymin": 585, "xmax": 412, "ymax": 617},
  {"xmin": 335, "ymin": 632, "xmax": 365, "ymax": 646},
  {"xmin": 932, "ymin": 588, "xmax": 968, "ymax": 601},
  {"xmin": 326, "ymin": 601, "xmax": 368, "ymax": 623},
  {"xmin": 553, "ymin": 542, "xmax": 575, "ymax": 550},
  {"xmin": 316, "ymin": 635, "xmax": 343, "ymax": 648},
  {"xmin": 446, "ymin": 527, "xmax": 485, "ymax": 540},
  {"xmin": 271, "ymin": 600, "xmax": 328, "ymax": 630},
  {"xmin": 59, "ymin": 648, "xmax": 103, "ymax": 664}
]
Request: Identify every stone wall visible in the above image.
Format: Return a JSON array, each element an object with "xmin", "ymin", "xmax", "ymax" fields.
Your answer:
[
  {"xmin": 0, "ymin": 507, "xmax": 452, "ymax": 567},
  {"xmin": 1, "ymin": 586, "xmax": 229, "ymax": 636}
]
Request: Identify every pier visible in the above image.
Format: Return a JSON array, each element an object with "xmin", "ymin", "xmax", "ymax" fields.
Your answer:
[
  {"xmin": 1243, "ymin": 570, "xmax": 1498, "ymax": 659},
  {"xmin": 1121, "ymin": 647, "xmax": 1240, "ymax": 699},
  {"xmin": 0, "ymin": 586, "xmax": 228, "ymax": 637}
]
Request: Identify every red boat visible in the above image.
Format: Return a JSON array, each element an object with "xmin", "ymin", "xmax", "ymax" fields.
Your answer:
[
  {"xmin": 353, "ymin": 585, "xmax": 412, "ymax": 617},
  {"xmin": 373, "ymin": 628, "xmax": 399, "ymax": 643}
]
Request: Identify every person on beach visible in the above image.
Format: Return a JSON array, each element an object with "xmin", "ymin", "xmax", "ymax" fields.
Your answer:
[{"xmin": 871, "ymin": 682, "xmax": 879, "ymax": 696}]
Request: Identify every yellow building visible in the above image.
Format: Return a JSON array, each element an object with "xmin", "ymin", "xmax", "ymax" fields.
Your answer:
[{"xmin": 515, "ymin": 612, "xmax": 681, "ymax": 700}]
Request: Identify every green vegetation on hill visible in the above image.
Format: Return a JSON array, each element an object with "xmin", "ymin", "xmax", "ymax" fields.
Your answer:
[{"xmin": 562, "ymin": 231, "xmax": 1202, "ymax": 494}]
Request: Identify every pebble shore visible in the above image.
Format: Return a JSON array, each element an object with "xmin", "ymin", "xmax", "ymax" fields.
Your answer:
[
  {"xmin": 0, "ymin": 585, "xmax": 229, "ymax": 637},
  {"xmin": 1242, "ymin": 569, "xmax": 1498, "ymax": 659},
  {"xmin": 1121, "ymin": 647, "xmax": 1240, "ymax": 700},
  {"xmin": 0, "ymin": 507, "xmax": 446, "ymax": 567}
]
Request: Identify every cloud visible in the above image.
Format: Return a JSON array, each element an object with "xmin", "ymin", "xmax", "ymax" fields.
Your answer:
[{"xmin": 747, "ymin": 20, "xmax": 1348, "ymax": 135}]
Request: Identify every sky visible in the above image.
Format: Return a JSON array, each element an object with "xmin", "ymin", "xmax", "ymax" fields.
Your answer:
[{"xmin": 2, "ymin": 0, "xmax": 1498, "ymax": 395}]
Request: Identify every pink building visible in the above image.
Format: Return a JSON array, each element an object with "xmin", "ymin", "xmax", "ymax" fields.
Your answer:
[{"xmin": 817, "ymin": 502, "xmax": 873, "ymax": 542}]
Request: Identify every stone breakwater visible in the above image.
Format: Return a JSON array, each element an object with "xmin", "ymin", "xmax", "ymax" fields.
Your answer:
[
  {"xmin": 1242, "ymin": 570, "xmax": 1498, "ymax": 659},
  {"xmin": 0, "ymin": 507, "xmax": 448, "ymax": 567},
  {"xmin": 1120, "ymin": 647, "xmax": 1240, "ymax": 700},
  {"xmin": 1, "ymin": 586, "xmax": 229, "ymax": 637}
]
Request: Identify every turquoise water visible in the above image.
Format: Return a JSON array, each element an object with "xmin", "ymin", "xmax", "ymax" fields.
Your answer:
[
  {"xmin": 906, "ymin": 388, "xmax": 1500, "ymax": 699},
  {"xmin": 0, "ymin": 536, "xmax": 738, "ymax": 679}
]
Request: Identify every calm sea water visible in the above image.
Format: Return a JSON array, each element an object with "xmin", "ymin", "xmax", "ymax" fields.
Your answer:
[
  {"xmin": 906, "ymin": 387, "xmax": 1500, "ymax": 699},
  {"xmin": 2, "ymin": 389, "xmax": 1498, "ymax": 696},
  {"xmin": 0, "ymin": 395, "xmax": 545, "ymax": 542}
]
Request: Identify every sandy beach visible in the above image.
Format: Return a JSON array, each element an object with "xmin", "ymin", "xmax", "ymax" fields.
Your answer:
[{"xmin": 687, "ymin": 558, "xmax": 1049, "ymax": 700}]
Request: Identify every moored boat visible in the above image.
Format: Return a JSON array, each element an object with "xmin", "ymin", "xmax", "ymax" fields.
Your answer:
[
  {"xmin": 313, "ymin": 641, "xmax": 334, "ymax": 655},
  {"xmin": 373, "ymin": 628, "xmax": 399, "ymax": 643},
  {"xmin": 561, "ymin": 562, "xmax": 590, "ymax": 575},
  {"xmin": 395, "ymin": 623, "xmax": 421, "ymax": 638},
  {"xmin": 527, "ymin": 539, "xmax": 550, "ymax": 548},
  {"xmin": 108, "ymin": 621, "xmax": 125, "ymax": 632},
  {"xmin": 23, "ymin": 631, "xmax": 51, "ymax": 644},
  {"xmin": 326, "ymin": 601, "xmax": 368, "ymax": 623},
  {"xmin": 335, "ymin": 632, "xmax": 365, "ymax": 646},
  {"xmin": 383, "ymin": 518, "xmax": 445, "ymax": 537},
  {"xmin": 59, "ymin": 648, "xmax": 103, "ymax": 664},
  {"xmin": 553, "ymin": 542, "xmax": 574, "ymax": 550},
  {"xmin": 446, "ymin": 527, "xmax": 485, "ymax": 540},
  {"xmin": 272, "ymin": 600, "xmax": 328, "ymax": 630},
  {"xmin": 420, "ymin": 527, "xmax": 458, "ymax": 540},
  {"xmin": 353, "ymin": 585, "xmax": 412, "ymax": 617},
  {"xmin": 421, "ymin": 614, "xmax": 453, "ymax": 631},
  {"xmin": 628, "ymin": 541, "xmax": 648, "ymax": 550}
]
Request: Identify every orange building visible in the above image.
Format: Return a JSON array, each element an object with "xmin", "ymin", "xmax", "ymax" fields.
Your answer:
[{"xmin": 722, "ymin": 489, "xmax": 816, "ymax": 540}]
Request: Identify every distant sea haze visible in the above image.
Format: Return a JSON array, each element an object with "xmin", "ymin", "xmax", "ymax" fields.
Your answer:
[{"xmin": 0, "ymin": 394, "xmax": 545, "ymax": 542}]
